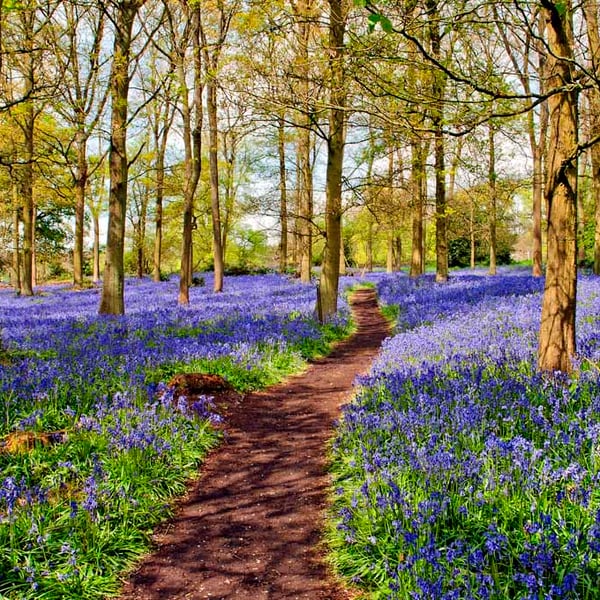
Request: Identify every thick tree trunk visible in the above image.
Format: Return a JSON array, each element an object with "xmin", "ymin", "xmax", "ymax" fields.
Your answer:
[
  {"xmin": 538, "ymin": 0, "xmax": 578, "ymax": 373},
  {"xmin": 100, "ymin": 1, "xmax": 142, "ymax": 315},
  {"xmin": 278, "ymin": 116, "xmax": 288, "ymax": 273},
  {"xmin": 319, "ymin": 0, "xmax": 347, "ymax": 320}
]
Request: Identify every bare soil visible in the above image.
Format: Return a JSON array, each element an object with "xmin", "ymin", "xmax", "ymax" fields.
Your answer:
[{"xmin": 118, "ymin": 288, "xmax": 390, "ymax": 600}]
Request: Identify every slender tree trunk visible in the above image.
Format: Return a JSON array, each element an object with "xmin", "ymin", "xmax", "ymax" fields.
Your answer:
[
  {"xmin": 488, "ymin": 124, "xmax": 497, "ymax": 275},
  {"xmin": 153, "ymin": 151, "xmax": 164, "ymax": 282},
  {"xmin": 11, "ymin": 198, "xmax": 20, "ymax": 292},
  {"xmin": 179, "ymin": 5, "xmax": 203, "ymax": 304},
  {"xmin": 394, "ymin": 234, "xmax": 402, "ymax": 270},
  {"xmin": 296, "ymin": 0, "xmax": 314, "ymax": 284},
  {"xmin": 386, "ymin": 233, "xmax": 393, "ymax": 273},
  {"xmin": 100, "ymin": 1, "xmax": 143, "ymax": 315},
  {"xmin": 426, "ymin": 0, "xmax": 448, "ymax": 283},
  {"xmin": 538, "ymin": 0, "xmax": 578, "ymax": 373},
  {"xmin": 319, "ymin": 0, "xmax": 347, "ymax": 319},
  {"xmin": 73, "ymin": 130, "xmax": 88, "ymax": 287},
  {"xmin": 136, "ymin": 184, "xmax": 148, "ymax": 278},
  {"xmin": 532, "ymin": 146, "xmax": 545, "ymax": 276},
  {"xmin": 93, "ymin": 211, "xmax": 100, "ymax": 283},
  {"xmin": 583, "ymin": 0, "xmax": 600, "ymax": 274},
  {"xmin": 207, "ymin": 81, "xmax": 224, "ymax": 292},
  {"xmin": 470, "ymin": 201, "xmax": 476, "ymax": 269},
  {"xmin": 532, "ymin": 22, "xmax": 549, "ymax": 277},
  {"xmin": 433, "ymin": 126, "xmax": 447, "ymax": 282},
  {"xmin": 410, "ymin": 138, "xmax": 425, "ymax": 277},
  {"xmin": 278, "ymin": 116, "xmax": 288, "ymax": 273},
  {"xmin": 366, "ymin": 215, "xmax": 374, "ymax": 271},
  {"xmin": 21, "ymin": 100, "xmax": 35, "ymax": 296}
]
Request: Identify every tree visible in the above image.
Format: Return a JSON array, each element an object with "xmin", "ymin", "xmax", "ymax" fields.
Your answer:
[
  {"xmin": 537, "ymin": 0, "xmax": 578, "ymax": 373},
  {"xmin": 51, "ymin": 1, "xmax": 109, "ymax": 288},
  {"xmin": 319, "ymin": 0, "xmax": 348, "ymax": 319},
  {"xmin": 99, "ymin": 0, "xmax": 148, "ymax": 315},
  {"xmin": 200, "ymin": 0, "xmax": 240, "ymax": 293}
]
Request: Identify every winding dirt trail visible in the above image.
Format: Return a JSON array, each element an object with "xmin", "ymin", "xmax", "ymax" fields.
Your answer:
[{"xmin": 118, "ymin": 288, "xmax": 389, "ymax": 600}]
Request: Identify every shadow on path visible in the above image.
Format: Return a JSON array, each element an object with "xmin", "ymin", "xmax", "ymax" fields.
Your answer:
[{"xmin": 118, "ymin": 288, "xmax": 390, "ymax": 600}]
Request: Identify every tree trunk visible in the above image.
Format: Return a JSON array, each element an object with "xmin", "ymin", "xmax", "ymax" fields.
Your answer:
[
  {"xmin": 179, "ymin": 4, "xmax": 203, "ymax": 304},
  {"xmin": 583, "ymin": 0, "xmax": 600, "ymax": 275},
  {"xmin": 278, "ymin": 116, "xmax": 288, "ymax": 273},
  {"xmin": 153, "ymin": 150, "xmax": 164, "ymax": 283},
  {"xmin": 319, "ymin": 0, "xmax": 347, "ymax": 320},
  {"xmin": 99, "ymin": 1, "xmax": 142, "ymax": 315},
  {"xmin": 73, "ymin": 129, "xmax": 88, "ymax": 288},
  {"xmin": 532, "ymin": 15, "xmax": 549, "ymax": 277},
  {"xmin": 425, "ymin": 0, "xmax": 448, "ymax": 283},
  {"xmin": 470, "ymin": 201, "xmax": 476, "ymax": 269},
  {"xmin": 410, "ymin": 138, "xmax": 425, "ymax": 277},
  {"xmin": 386, "ymin": 233, "xmax": 394, "ymax": 273},
  {"xmin": 488, "ymin": 124, "xmax": 497, "ymax": 275},
  {"xmin": 207, "ymin": 81, "xmax": 224, "ymax": 293},
  {"xmin": 93, "ymin": 211, "xmax": 100, "ymax": 283},
  {"xmin": 366, "ymin": 215, "xmax": 374, "ymax": 271},
  {"xmin": 11, "ymin": 200, "xmax": 20, "ymax": 292},
  {"xmin": 532, "ymin": 145, "xmax": 545, "ymax": 276},
  {"xmin": 433, "ymin": 126, "xmax": 447, "ymax": 282},
  {"xmin": 295, "ymin": 0, "xmax": 314, "ymax": 284},
  {"xmin": 538, "ymin": 0, "xmax": 578, "ymax": 373}
]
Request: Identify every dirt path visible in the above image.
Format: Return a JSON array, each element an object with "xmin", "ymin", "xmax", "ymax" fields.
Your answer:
[{"xmin": 118, "ymin": 288, "xmax": 389, "ymax": 600}]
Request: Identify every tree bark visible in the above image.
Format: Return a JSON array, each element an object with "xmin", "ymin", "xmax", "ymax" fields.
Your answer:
[
  {"xmin": 582, "ymin": 0, "xmax": 600, "ymax": 275},
  {"xmin": 93, "ymin": 211, "xmax": 100, "ymax": 283},
  {"xmin": 207, "ymin": 81, "xmax": 225, "ymax": 293},
  {"xmin": 73, "ymin": 129, "xmax": 88, "ymax": 287},
  {"xmin": 278, "ymin": 116, "xmax": 288, "ymax": 273},
  {"xmin": 21, "ymin": 98, "xmax": 35, "ymax": 296},
  {"xmin": 488, "ymin": 124, "xmax": 497, "ymax": 275},
  {"xmin": 178, "ymin": 4, "xmax": 203, "ymax": 304},
  {"xmin": 11, "ymin": 192, "xmax": 20, "ymax": 292},
  {"xmin": 319, "ymin": 0, "xmax": 347, "ymax": 319},
  {"xmin": 538, "ymin": 0, "xmax": 578, "ymax": 373},
  {"xmin": 410, "ymin": 138, "xmax": 425, "ymax": 277},
  {"xmin": 100, "ymin": 1, "xmax": 143, "ymax": 315},
  {"xmin": 295, "ymin": 0, "xmax": 314, "ymax": 284},
  {"xmin": 153, "ymin": 149, "xmax": 165, "ymax": 283}
]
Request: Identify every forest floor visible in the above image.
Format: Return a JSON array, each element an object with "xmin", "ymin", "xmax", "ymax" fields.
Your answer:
[{"xmin": 117, "ymin": 288, "xmax": 390, "ymax": 600}]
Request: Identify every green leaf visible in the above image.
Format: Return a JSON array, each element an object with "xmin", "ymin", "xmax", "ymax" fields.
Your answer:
[
  {"xmin": 353, "ymin": 0, "xmax": 369, "ymax": 6},
  {"xmin": 367, "ymin": 13, "xmax": 381, "ymax": 33},
  {"xmin": 380, "ymin": 15, "xmax": 394, "ymax": 33}
]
